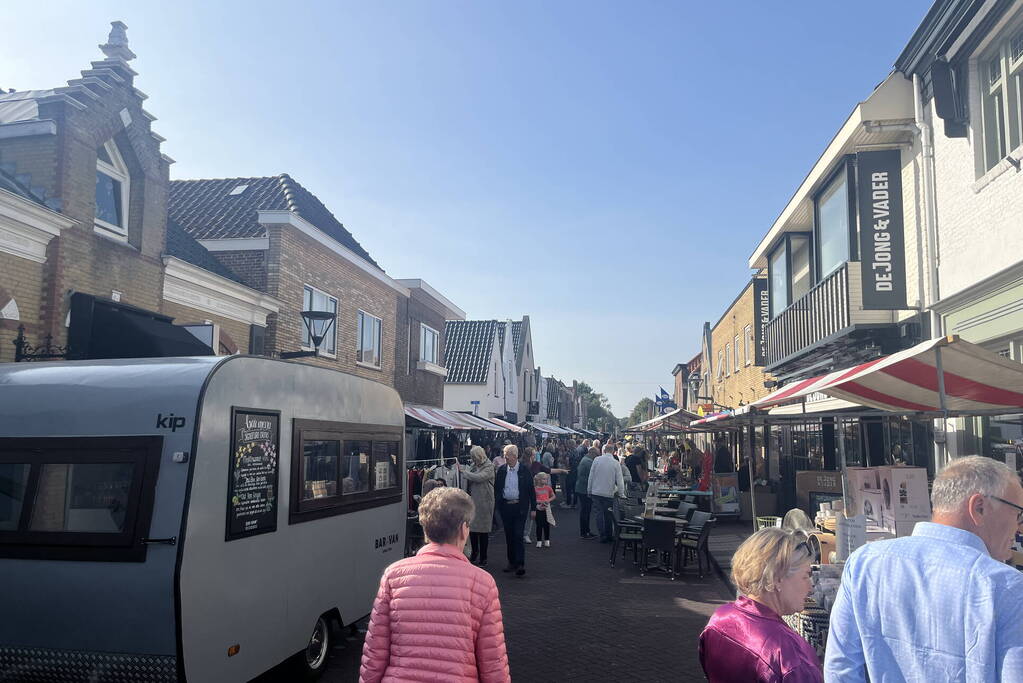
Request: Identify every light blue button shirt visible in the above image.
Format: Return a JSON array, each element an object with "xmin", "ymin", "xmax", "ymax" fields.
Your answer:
[
  {"xmin": 502, "ymin": 463, "xmax": 520, "ymax": 501},
  {"xmin": 824, "ymin": 521, "xmax": 1023, "ymax": 682}
]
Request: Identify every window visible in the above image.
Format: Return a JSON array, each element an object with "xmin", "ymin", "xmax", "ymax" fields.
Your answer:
[
  {"xmin": 769, "ymin": 245, "xmax": 789, "ymax": 317},
  {"xmin": 302, "ymin": 285, "xmax": 337, "ymax": 355},
  {"xmin": 980, "ymin": 24, "xmax": 1023, "ymax": 172},
  {"xmin": 724, "ymin": 343, "xmax": 731, "ymax": 376},
  {"xmin": 816, "ymin": 165, "xmax": 851, "ymax": 278},
  {"xmin": 790, "ymin": 235, "xmax": 812, "ymax": 301},
  {"xmin": 744, "ymin": 325, "xmax": 753, "ymax": 366},
  {"xmin": 94, "ymin": 140, "xmax": 130, "ymax": 238},
  {"xmin": 357, "ymin": 311, "xmax": 382, "ymax": 367},
  {"xmin": 733, "ymin": 335, "xmax": 740, "ymax": 372},
  {"xmin": 290, "ymin": 419, "xmax": 403, "ymax": 523},
  {"xmin": 420, "ymin": 324, "xmax": 439, "ymax": 364},
  {"xmin": 0, "ymin": 437, "xmax": 161, "ymax": 561},
  {"xmin": 717, "ymin": 350, "xmax": 724, "ymax": 380}
]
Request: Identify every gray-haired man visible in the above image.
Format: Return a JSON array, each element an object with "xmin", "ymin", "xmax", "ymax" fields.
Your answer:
[{"xmin": 825, "ymin": 455, "xmax": 1023, "ymax": 681}]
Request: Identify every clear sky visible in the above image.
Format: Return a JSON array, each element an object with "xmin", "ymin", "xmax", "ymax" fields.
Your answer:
[{"xmin": 4, "ymin": 1, "xmax": 933, "ymax": 417}]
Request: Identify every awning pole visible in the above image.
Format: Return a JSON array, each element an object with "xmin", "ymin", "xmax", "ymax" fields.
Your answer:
[{"xmin": 935, "ymin": 345, "xmax": 950, "ymax": 465}]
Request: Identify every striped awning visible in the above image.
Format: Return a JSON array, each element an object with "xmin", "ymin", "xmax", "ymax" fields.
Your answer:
[
  {"xmin": 484, "ymin": 417, "xmax": 528, "ymax": 433},
  {"xmin": 689, "ymin": 411, "xmax": 734, "ymax": 426},
  {"xmin": 624, "ymin": 407, "xmax": 700, "ymax": 433},
  {"xmin": 748, "ymin": 335, "xmax": 1023, "ymax": 414},
  {"xmin": 404, "ymin": 406, "xmax": 508, "ymax": 431}
]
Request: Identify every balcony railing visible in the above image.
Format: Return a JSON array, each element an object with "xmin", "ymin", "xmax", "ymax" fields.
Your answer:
[{"xmin": 764, "ymin": 262, "xmax": 853, "ymax": 368}]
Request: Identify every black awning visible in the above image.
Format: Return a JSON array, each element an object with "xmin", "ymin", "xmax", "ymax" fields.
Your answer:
[{"xmin": 68, "ymin": 292, "xmax": 213, "ymax": 360}]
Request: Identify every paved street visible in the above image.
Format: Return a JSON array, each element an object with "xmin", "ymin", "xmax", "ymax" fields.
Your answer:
[{"xmin": 272, "ymin": 508, "xmax": 733, "ymax": 683}]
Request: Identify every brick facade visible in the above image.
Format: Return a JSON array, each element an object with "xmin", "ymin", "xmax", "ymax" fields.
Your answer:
[
  {"xmin": 0, "ymin": 253, "xmax": 45, "ymax": 362},
  {"xmin": 262, "ymin": 224, "xmax": 398, "ymax": 385},
  {"xmin": 710, "ymin": 281, "xmax": 772, "ymax": 410},
  {"xmin": 393, "ymin": 288, "xmax": 448, "ymax": 406}
]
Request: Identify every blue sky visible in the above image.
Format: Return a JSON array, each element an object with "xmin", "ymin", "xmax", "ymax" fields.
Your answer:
[{"xmin": 4, "ymin": 1, "xmax": 932, "ymax": 416}]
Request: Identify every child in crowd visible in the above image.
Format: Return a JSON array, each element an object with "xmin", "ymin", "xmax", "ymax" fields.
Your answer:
[{"xmin": 533, "ymin": 472, "xmax": 556, "ymax": 548}]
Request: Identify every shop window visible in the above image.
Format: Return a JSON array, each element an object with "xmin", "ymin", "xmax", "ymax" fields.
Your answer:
[
  {"xmin": 420, "ymin": 323, "xmax": 439, "ymax": 364},
  {"xmin": 302, "ymin": 285, "xmax": 337, "ymax": 355},
  {"xmin": 979, "ymin": 22, "xmax": 1023, "ymax": 172},
  {"xmin": 95, "ymin": 140, "xmax": 130, "ymax": 239},
  {"xmin": 815, "ymin": 165, "xmax": 852, "ymax": 278},
  {"xmin": 0, "ymin": 436, "xmax": 161, "ymax": 561},
  {"xmin": 290, "ymin": 419, "xmax": 403, "ymax": 524},
  {"xmin": 357, "ymin": 310, "xmax": 382, "ymax": 367}
]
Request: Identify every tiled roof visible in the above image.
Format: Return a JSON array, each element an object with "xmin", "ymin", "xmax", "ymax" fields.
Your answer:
[
  {"xmin": 546, "ymin": 377, "xmax": 561, "ymax": 420},
  {"xmin": 164, "ymin": 219, "xmax": 244, "ymax": 284},
  {"xmin": 444, "ymin": 320, "xmax": 498, "ymax": 384},
  {"xmin": 169, "ymin": 174, "xmax": 379, "ymax": 269},
  {"xmin": 496, "ymin": 319, "xmax": 526, "ymax": 369}
]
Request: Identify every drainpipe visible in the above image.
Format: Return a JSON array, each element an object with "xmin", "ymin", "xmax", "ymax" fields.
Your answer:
[{"xmin": 912, "ymin": 73, "xmax": 942, "ymax": 338}]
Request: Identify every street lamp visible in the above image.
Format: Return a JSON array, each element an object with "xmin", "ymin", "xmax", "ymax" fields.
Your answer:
[{"xmin": 280, "ymin": 310, "xmax": 337, "ymax": 359}]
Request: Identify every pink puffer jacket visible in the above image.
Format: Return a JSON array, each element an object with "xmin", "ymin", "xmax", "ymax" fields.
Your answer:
[{"xmin": 359, "ymin": 543, "xmax": 510, "ymax": 683}]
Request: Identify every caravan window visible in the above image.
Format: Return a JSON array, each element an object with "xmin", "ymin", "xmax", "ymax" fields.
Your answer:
[
  {"xmin": 0, "ymin": 436, "xmax": 161, "ymax": 562},
  {"xmin": 291, "ymin": 419, "xmax": 403, "ymax": 524}
]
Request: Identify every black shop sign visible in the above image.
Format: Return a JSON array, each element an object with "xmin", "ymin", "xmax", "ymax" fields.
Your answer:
[
  {"xmin": 856, "ymin": 149, "xmax": 907, "ymax": 310},
  {"xmin": 753, "ymin": 277, "xmax": 769, "ymax": 366},
  {"xmin": 226, "ymin": 407, "xmax": 280, "ymax": 541}
]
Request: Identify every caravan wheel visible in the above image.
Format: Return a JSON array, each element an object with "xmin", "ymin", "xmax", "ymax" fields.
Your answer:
[{"xmin": 300, "ymin": 616, "xmax": 331, "ymax": 678}]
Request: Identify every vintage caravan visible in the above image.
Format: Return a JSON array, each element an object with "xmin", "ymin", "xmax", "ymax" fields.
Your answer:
[{"xmin": 0, "ymin": 356, "xmax": 406, "ymax": 682}]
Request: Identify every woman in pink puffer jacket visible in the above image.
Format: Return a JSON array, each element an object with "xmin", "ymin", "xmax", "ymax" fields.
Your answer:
[{"xmin": 360, "ymin": 487, "xmax": 511, "ymax": 683}]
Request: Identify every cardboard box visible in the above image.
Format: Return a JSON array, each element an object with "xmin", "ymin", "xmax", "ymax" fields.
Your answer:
[
  {"xmin": 878, "ymin": 466, "xmax": 931, "ymax": 520},
  {"xmin": 795, "ymin": 470, "xmax": 843, "ymax": 516},
  {"xmin": 847, "ymin": 467, "xmax": 880, "ymax": 492},
  {"xmin": 881, "ymin": 512, "xmax": 927, "ymax": 538},
  {"xmin": 860, "ymin": 490, "xmax": 884, "ymax": 525}
]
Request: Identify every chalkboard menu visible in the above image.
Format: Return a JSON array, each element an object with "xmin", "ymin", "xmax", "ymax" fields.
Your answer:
[{"xmin": 226, "ymin": 407, "xmax": 280, "ymax": 540}]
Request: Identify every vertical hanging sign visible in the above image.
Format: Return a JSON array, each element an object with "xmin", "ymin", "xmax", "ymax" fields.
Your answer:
[
  {"xmin": 856, "ymin": 149, "xmax": 907, "ymax": 309},
  {"xmin": 753, "ymin": 277, "xmax": 769, "ymax": 366}
]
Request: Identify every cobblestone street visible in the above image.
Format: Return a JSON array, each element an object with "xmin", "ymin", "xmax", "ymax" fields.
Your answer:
[{"xmin": 295, "ymin": 508, "xmax": 733, "ymax": 682}]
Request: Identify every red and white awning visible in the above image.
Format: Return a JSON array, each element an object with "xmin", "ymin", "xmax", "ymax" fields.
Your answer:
[
  {"xmin": 748, "ymin": 336, "xmax": 1023, "ymax": 414},
  {"xmin": 689, "ymin": 411, "xmax": 734, "ymax": 426}
]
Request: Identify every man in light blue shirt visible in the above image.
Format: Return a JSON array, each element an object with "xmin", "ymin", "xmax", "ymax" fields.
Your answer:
[{"xmin": 825, "ymin": 455, "xmax": 1023, "ymax": 682}]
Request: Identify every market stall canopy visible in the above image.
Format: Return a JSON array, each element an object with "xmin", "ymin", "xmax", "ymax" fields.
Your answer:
[
  {"xmin": 405, "ymin": 405, "xmax": 508, "ymax": 431},
  {"xmin": 746, "ymin": 336, "xmax": 1023, "ymax": 415},
  {"xmin": 624, "ymin": 407, "xmax": 700, "ymax": 433},
  {"xmin": 525, "ymin": 422, "xmax": 576, "ymax": 435},
  {"xmin": 484, "ymin": 416, "xmax": 527, "ymax": 433}
]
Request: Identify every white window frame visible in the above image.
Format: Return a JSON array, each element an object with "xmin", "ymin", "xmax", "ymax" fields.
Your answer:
[
  {"xmin": 94, "ymin": 140, "xmax": 130, "ymax": 240},
  {"xmin": 978, "ymin": 19, "xmax": 1023, "ymax": 173},
  {"xmin": 301, "ymin": 284, "xmax": 338, "ymax": 357},
  {"xmin": 357, "ymin": 310, "xmax": 383, "ymax": 369},
  {"xmin": 744, "ymin": 325, "xmax": 753, "ymax": 366},
  {"xmin": 733, "ymin": 335, "xmax": 740, "ymax": 372},
  {"xmin": 718, "ymin": 349, "xmax": 725, "ymax": 380},
  {"xmin": 419, "ymin": 323, "xmax": 439, "ymax": 365}
]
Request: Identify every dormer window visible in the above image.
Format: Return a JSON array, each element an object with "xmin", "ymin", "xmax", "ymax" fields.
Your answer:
[{"xmin": 95, "ymin": 140, "xmax": 130, "ymax": 239}]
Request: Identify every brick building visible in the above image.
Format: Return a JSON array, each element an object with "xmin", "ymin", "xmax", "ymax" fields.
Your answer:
[
  {"xmin": 0, "ymin": 23, "xmax": 278, "ymax": 363},
  {"xmin": 169, "ymin": 174, "xmax": 411, "ymax": 385},
  {"xmin": 393, "ymin": 279, "xmax": 465, "ymax": 407},
  {"xmin": 709, "ymin": 279, "xmax": 773, "ymax": 411}
]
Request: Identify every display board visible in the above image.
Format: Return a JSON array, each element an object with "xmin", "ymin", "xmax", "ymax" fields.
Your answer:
[
  {"xmin": 712, "ymin": 472, "xmax": 740, "ymax": 515},
  {"xmin": 226, "ymin": 407, "xmax": 280, "ymax": 540}
]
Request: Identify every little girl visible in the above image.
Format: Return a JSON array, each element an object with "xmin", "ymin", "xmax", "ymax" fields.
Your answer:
[{"xmin": 533, "ymin": 472, "xmax": 556, "ymax": 548}]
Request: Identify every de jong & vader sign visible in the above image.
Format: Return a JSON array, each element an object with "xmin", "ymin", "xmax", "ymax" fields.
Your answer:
[{"xmin": 856, "ymin": 149, "xmax": 906, "ymax": 310}]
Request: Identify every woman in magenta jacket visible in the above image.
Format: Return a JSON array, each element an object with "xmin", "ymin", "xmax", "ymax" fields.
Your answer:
[
  {"xmin": 359, "ymin": 487, "xmax": 510, "ymax": 683},
  {"xmin": 699, "ymin": 528, "xmax": 822, "ymax": 682}
]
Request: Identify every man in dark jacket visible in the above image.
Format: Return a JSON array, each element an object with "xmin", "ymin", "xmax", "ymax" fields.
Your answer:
[{"xmin": 494, "ymin": 444, "xmax": 536, "ymax": 576}]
